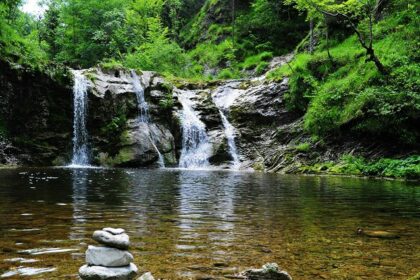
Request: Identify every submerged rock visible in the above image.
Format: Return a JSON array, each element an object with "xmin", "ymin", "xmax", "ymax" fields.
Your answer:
[
  {"xmin": 238, "ymin": 263, "xmax": 292, "ymax": 280},
  {"xmin": 137, "ymin": 272, "xmax": 155, "ymax": 280},
  {"xmin": 86, "ymin": 245, "xmax": 133, "ymax": 267},
  {"xmin": 92, "ymin": 230, "xmax": 130, "ymax": 250},
  {"xmin": 79, "ymin": 263, "xmax": 138, "ymax": 280},
  {"xmin": 357, "ymin": 228, "xmax": 400, "ymax": 239}
]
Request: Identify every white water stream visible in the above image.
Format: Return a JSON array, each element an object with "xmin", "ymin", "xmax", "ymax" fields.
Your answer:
[
  {"xmin": 177, "ymin": 89, "xmax": 212, "ymax": 169},
  {"xmin": 131, "ymin": 71, "xmax": 165, "ymax": 167},
  {"xmin": 69, "ymin": 70, "xmax": 90, "ymax": 167}
]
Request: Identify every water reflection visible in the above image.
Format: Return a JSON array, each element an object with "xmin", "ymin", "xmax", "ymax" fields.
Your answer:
[
  {"xmin": 0, "ymin": 168, "xmax": 418, "ymax": 279},
  {"xmin": 70, "ymin": 169, "xmax": 88, "ymax": 241}
]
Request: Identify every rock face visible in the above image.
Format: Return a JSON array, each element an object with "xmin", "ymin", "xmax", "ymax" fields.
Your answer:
[
  {"xmin": 239, "ymin": 263, "xmax": 292, "ymax": 280},
  {"xmin": 79, "ymin": 68, "xmax": 178, "ymax": 167},
  {"xmin": 0, "ymin": 60, "xmax": 73, "ymax": 165},
  {"xmin": 79, "ymin": 227, "xmax": 137, "ymax": 280},
  {"xmin": 73, "ymin": 65, "xmax": 297, "ymax": 169}
]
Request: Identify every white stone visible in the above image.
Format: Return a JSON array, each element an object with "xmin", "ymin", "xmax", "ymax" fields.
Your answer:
[
  {"xmin": 92, "ymin": 230, "xmax": 130, "ymax": 250},
  {"xmin": 103, "ymin": 227, "xmax": 125, "ymax": 235},
  {"xmin": 86, "ymin": 245, "xmax": 133, "ymax": 267},
  {"xmin": 137, "ymin": 272, "xmax": 155, "ymax": 280},
  {"xmin": 79, "ymin": 263, "xmax": 138, "ymax": 280}
]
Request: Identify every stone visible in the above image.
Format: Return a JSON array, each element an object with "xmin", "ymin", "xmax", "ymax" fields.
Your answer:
[
  {"xmin": 239, "ymin": 263, "xmax": 292, "ymax": 280},
  {"xmin": 86, "ymin": 245, "xmax": 133, "ymax": 267},
  {"xmin": 79, "ymin": 263, "xmax": 138, "ymax": 280},
  {"xmin": 137, "ymin": 272, "xmax": 155, "ymax": 280},
  {"xmin": 103, "ymin": 228, "xmax": 126, "ymax": 235},
  {"xmin": 92, "ymin": 230, "xmax": 130, "ymax": 250},
  {"xmin": 357, "ymin": 228, "xmax": 400, "ymax": 239}
]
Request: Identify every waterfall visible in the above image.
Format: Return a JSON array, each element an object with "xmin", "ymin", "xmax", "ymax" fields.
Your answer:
[
  {"xmin": 177, "ymin": 89, "xmax": 212, "ymax": 169},
  {"xmin": 212, "ymin": 83, "xmax": 242, "ymax": 169},
  {"xmin": 70, "ymin": 70, "xmax": 90, "ymax": 167},
  {"xmin": 131, "ymin": 71, "xmax": 165, "ymax": 168}
]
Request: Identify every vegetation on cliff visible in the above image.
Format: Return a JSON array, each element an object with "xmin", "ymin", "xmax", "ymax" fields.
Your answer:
[{"xmin": 0, "ymin": 0, "xmax": 418, "ymax": 177}]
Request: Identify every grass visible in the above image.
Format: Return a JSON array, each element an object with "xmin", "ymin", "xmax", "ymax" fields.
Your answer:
[
  {"xmin": 267, "ymin": 4, "xmax": 419, "ymax": 145},
  {"xmin": 300, "ymin": 155, "xmax": 420, "ymax": 179}
]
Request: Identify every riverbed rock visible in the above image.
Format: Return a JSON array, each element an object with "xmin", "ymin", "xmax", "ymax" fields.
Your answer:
[
  {"xmin": 92, "ymin": 230, "xmax": 130, "ymax": 250},
  {"xmin": 137, "ymin": 272, "xmax": 155, "ymax": 280},
  {"xmin": 79, "ymin": 263, "xmax": 138, "ymax": 280},
  {"xmin": 86, "ymin": 245, "xmax": 133, "ymax": 267},
  {"xmin": 357, "ymin": 228, "xmax": 400, "ymax": 239},
  {"xmin": 238, "ymin": 263, "xmax": 292, "ymax": 280}
]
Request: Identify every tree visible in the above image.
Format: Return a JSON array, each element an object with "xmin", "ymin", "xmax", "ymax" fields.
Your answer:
[{"xmin": 287, "ymin": 0, "xmax": 388, "ymax": 74}]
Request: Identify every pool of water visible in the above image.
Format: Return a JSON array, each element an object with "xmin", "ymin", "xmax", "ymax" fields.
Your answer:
[{"xmin": 0, "ymin": 168, "xmax": 418, "ymax": 279}]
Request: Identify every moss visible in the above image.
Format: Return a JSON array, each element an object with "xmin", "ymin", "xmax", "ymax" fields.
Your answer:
[
  {"xmin": 99, "ymin": 59, "xmax": 125, "ymax": 71},
  {"xmin": 113, "ymin": 147, "xmax": 135, "ymax": 165},
  {"xmin": 295, "ymin": 142, "xmax": 310, "ymax": 153},
  {"xmin": 300, "ymin": 155, "xmax": 420, "ymax": 179},
  {"xmin": 252, "ymin": 161, "xmax": 265, "ymax": 172},
  {"xmin": 240, "ymin": 51, "xmax": 273, "ymax": 71}
]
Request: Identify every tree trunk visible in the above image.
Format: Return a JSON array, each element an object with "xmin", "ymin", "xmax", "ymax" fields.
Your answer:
[{"xmin": 366, "ymin": 47, "xmax": 388, "ymax": 74}]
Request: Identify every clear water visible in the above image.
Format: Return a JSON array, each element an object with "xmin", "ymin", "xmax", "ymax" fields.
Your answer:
[
  {"xmin": 0, "ymin": 168, "xmax": 418, "ymax": 279},
  {"xmin": 177, "ymin": 90, "xmax": 212, "ymax": 169},
  {"xmin": 131, "ymin": 71, "xmax": 165, "ymax": 168},
  {"xmin": 70, "ymin": 71, "xmax": 90, "ymax": 167}
]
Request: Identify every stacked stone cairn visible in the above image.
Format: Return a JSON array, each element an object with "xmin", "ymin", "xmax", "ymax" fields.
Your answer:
[{"xmin": 79, "ymin": 228, "xmax": 138, "ymax": 280}]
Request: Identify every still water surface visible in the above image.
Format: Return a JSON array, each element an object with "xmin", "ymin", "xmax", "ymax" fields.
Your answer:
[{"xmin": 0, "ymin": 168, "xmax": 419, "ymax": 279}]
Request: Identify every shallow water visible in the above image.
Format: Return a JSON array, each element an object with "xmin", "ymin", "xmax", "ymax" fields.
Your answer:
[{"xmin": 0, "ymin": 168, "xmax": 419, "ymax": 279}]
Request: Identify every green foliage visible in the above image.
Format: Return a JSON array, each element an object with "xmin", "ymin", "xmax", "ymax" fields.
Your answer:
[
  {"xmin": 269, "ymin": 4, "xmax": 420, "ymax": 144},
  {"xmin": 301, "ymin": 155, "xmax": 420, "ymax": 179},
  {"xmin": 0, "ymin": 3, "xmax": 48, "ymax": 68},
  {"xmin": 159, "ymin": 94, "xmax": 175, "ymax": 110},
  {"xmin": 124, "ymin": 34, "xmax": 186, "ymax": 75},
  {"xmin": 101, "ymin": 114, "xmax": 127, "ymax": 137},
  {"xmin": 217, "ymin": 68, "xmax": 235, "ymax": 80},
  {"xmin": 295, "ymin": 142, "xmax": 311, "ymax": 152},
  {"xmin": 240, "ymin": 51, "xmax": 273, "ymax": 70},
  {"xmin": 99, "ymin": 59, "xmax": 125, "ymax": 71}
]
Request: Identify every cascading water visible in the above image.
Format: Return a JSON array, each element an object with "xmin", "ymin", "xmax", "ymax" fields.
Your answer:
[
  {"xmin": 177, "ymin": 89, "xmax": 212, "ymax": 169},
  {"xmin": 70, "ymin": 70, "xmax": 90, "ymax": 167},
  {"xmin": 131, "ymin": 71, "xmax": 165, "ymax": 168},
  {"xmin": 212, "ymin": 83, "xmax": 243, "ymax": 169}
]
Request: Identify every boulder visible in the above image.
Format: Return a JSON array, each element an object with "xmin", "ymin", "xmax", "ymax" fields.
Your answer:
[
  {"xmin": 239, "ymin": 263, "xmax": 292, "ymax": 280},
  {"xmin": 92, "ymin": 230, "xmax": 130, "ymax": 250},
  {"xmin": 86, "ymin": 245, "xmax": 133, "ymax": 267},
  {"xmin": 79, "ymin": 263, "xmax": 138, "ymax": 280}
]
